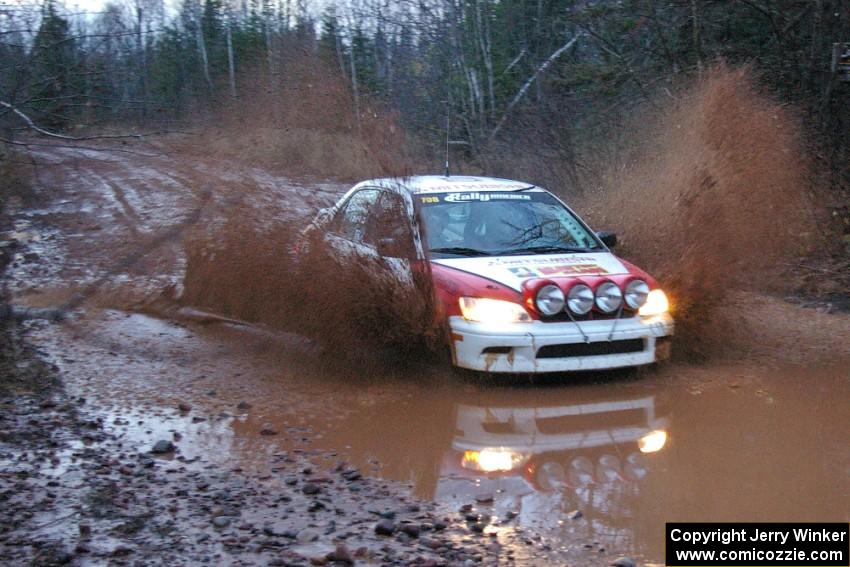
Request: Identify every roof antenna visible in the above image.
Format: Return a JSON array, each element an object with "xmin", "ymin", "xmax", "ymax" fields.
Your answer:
[{"xmin": 444, "ymin": 100, "xmax": 451, "ymax": 178}]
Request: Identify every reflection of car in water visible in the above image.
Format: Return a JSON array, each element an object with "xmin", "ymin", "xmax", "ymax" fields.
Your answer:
[{"xmin": 435, "ymin": 392, "xmax": 669, "ymax": 545}]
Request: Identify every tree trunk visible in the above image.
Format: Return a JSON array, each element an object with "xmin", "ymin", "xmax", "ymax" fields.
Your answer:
[
  {"xmin": 226, "ymin": 12, "xmax": 237, "ymax": 98},
  {"xmin": 349, "ymin": 39, "xmax": 361, "ymax": 135},
  {"xmin": 474, "ymin": 0, "xmax": 495, "ymax": 118},
  {"xmin": 194, "ymin": 2, "xmax": 212, "ymax": 93},
  {"xmin": 489, "ymin": 34, "xmax": 581, "ymax": 144}
]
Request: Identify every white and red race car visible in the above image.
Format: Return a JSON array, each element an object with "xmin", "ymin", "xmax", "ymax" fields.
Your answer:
[{"xmin": 296, "ymin": 175, "xmax": 673, "ymax": 373}]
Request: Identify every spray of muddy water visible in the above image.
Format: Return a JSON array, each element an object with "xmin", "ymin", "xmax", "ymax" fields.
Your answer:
[
  {"xmin": 181, "ymin": 203, "xmax": 441, "ymax": 366},
  {"xmin": 180, "ymin": 65, "xmax": 831, "ymax": 366},
  {"xmin": 584, "ymin": 65, "xmax": 824, "ymax": 357}
]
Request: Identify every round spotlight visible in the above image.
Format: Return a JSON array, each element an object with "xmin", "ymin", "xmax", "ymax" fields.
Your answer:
[
  {"xmin": 535, "ymin": 284, "xmax": 565, "ymax": 316},
  {"xmin": 567, "ymin": 284, "xmax": 594, "ymax": 315},
  {"xmin": 595, "ymin": 281, "xmax": 623, "ymax": 313},
  {"xmin": 624, "ymin": 279, "xmax": 650, "ymax": 309}
]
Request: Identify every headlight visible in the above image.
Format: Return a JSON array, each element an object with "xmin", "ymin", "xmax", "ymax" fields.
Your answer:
[
  {"xmin": 462, "ymin": 449, "xmax": 529, "ymax": 472},
  {"xmin": 595, "ymin": 281, "xmax": 623, "ymax": 313},
  {"xmin": 567, "ymin": 284, "xmax": 594, "ymax": 315},
  {"xmin": 624, "ymin": 279, "xmax": 650, "ymax": 309},
  {"xmin": 535, "ymin": 284, "xmax": 565, "ymax": 316},
  {"xmin": 459, "ymin": 297, "xmax": 531, "ymax": 324},
  {"xmin": 638, "ymin": 430, "xmax": 667, "ymax": 453},
  {"xmin": 638, "ymin": 289, "xmax": 670, "ymax": 317}
]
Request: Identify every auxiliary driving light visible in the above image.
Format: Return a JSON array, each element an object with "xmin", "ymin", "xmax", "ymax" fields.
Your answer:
[
  {"xmin": 624, "ymin": 279, "xmax": 650, "ymax": 309},
  {"xmin": 535, "ymin": 284, "xmax": 565, "ymax": 316},
  {"xmin": 595, "ymin": 281, "xmax": 623, "ymax": 313},
  {"xmin": 567, "ymin": 284, "xmax": 594, "ymax": 315}
]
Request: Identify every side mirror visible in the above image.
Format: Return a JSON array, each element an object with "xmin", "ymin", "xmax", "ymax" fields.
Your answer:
[{"xmin": 597, "ymin": 230, "xmax": 617, "ymax": 248}]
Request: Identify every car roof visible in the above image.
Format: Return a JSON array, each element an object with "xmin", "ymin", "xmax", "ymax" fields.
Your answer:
[{"xmin": 351, "ymin": 175, "xmax": 541, "ymax": 195}]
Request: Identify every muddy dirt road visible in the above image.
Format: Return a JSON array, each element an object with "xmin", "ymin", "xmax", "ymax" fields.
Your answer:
[{"xmin": 4, "ymin": 145, "xmax": 850, "ymax": 566}]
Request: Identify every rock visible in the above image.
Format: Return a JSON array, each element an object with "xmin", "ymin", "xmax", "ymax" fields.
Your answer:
[
  {"xmin": 504, "ymin": 511, "xmax": 518, "ymax": 520},
  {"xmin": 296, "ymin": 528, "xmax": 319, "ymax": 543},
  {"xmin": 374, "ymin": 519, "xmax": 396, "ymax": 536},
  {"xmin": 400, "ymin": 523, "xmax": 420, "ymax": 537},
  {"xmin": 260, "ymin": 425, "xmax": 278, "ymax": 436},
  {"xmin": 341, "ymin": 469, "xmax": 361, "ymax": 481},
  {"xmin": 433, "ymin": 520, "xmax": 448, "ymax": 531},
  {"xmin": 177, "ymin": 403, "xmax": 191, "ymax": 412},
  {"xmin": 327, "ymin": 544, "xmax": 354, "ymax": 564},
  {"xmin": 420, "ymin": 537, "xmax": 442, "ymax": 550},
  {"xmin": 236, "ymin": 401, "xmax": 252, "ymax": 410},
  {"xmin": 567, "ymin": 509, "xmax": 583, "ymax": 520},
  {"xmin": 78, "ymin": 523, "xmax": 92, "ymax": 539},
  {"xmin": 302, "ymin": 483, "xmax": 320, "ymax": 495},
  {"xmin": 212, "ymin": 517, "xmax": 230, "ymax": 528},
  {"xmin": 459, "ymin": 503, "xmax": 473, "ymax": 513},
  {"xmin": 74, "ymin": 542, "xmax": 91, "ymax": 554},
  {"xmin": 475, "ymin": 493, "xmax": 494, "ymax": 504},
  {"xmin": 611, "ymin": 557, "xmax": 636, "ymax": 567},
  {"xmin": 151, "ymin": 440, "xmax": 175, "ymax": 454}
]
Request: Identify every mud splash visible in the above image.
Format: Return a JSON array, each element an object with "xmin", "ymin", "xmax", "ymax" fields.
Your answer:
[
  {"xmin": 176, "ymin": 52, "xmax": 414, "ymax": 182},
  {"xmin": 181, "ymin": 203, "xmax": 441, "ymax": 366},
  {"xmin": 584, "ymin": 65, "xmax": 825, "ymax": 357}
]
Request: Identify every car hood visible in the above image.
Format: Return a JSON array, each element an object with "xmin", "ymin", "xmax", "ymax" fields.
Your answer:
[{"xmin": 431, "ymin": 252, "xmax": 629, "ymax": 292}]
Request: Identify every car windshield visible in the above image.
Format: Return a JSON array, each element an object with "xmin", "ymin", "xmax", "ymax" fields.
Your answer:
[{"xmin": 418, "ymin": 191, "xmax": 601, "ymax": 258}]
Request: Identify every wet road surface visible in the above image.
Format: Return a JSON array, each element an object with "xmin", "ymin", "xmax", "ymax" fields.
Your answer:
[
  {"xmin": 25, "ymin": 308, "xmax": 850, "ymax": 563},
  {"xmin": 7, "ymin": 145, "xmax": 850, "ymax": 564}
]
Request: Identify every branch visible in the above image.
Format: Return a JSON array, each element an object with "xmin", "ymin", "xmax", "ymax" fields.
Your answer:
[
  {"xmin": 0, "ymin": 100, "xmax": 78, "ymax": 140},
  {"xmin": 0, "ymin": 100, "xmax": 176, "ymax": 142},
  {"xmin": 0, "ymin": 137, "xmax": 159, "ymax": 157},
  {"xmin": 488, "ymin": 33, "xmax": 582, "ymax": 144},
  {"xmin": 501, "ymin": 48, "xmax": 527, "ymax": 76}
]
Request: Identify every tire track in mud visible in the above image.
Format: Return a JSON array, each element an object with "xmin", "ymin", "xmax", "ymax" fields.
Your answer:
[
  {"xmin": 13, "ymin": 145, "xmax": 342, "ymax": 322},
  {"xmin": 81, "ymin": 168, "xmax": 141, "ymax": 237}
]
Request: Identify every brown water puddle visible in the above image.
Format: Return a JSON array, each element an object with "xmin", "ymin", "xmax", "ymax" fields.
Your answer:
[{"xmin": 28, "ymin": 310, "xmax": 850, "ymax": 562}]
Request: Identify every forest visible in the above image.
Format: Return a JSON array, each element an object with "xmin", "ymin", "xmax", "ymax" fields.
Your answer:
[{"xmin": 2, "ymin": 0, "xmax": 850, "ymax": 193}]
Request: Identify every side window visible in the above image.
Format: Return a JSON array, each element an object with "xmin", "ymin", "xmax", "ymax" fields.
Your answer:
[
  {"xmin": 333, "ymin": 189, "xmax": 380, "ymax": 243},
  {"xmin": 373, "ymin": 191, "xmax": 415, "ymax": 256}
]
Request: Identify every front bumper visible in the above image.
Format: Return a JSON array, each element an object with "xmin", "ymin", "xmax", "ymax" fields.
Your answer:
[{"xmin": 449, "ymin": 313, "xmax": 674, "ymax": 373}]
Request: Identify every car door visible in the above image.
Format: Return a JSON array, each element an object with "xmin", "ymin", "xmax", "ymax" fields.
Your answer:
[
  {"xmin": 325, "ymin": 188, "xmax": 383, "ymax": 274},
  {"xmin": 371, "ymin": 190, "xmax": 418, "ymax": 289}
]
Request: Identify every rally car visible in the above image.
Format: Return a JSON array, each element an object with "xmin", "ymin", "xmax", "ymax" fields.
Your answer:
[{"xmin": 295, "ymin": 176, "xmax": 673, "ymax": 373}]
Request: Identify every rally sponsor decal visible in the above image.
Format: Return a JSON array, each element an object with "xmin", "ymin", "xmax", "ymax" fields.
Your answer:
[
  {"xmin": 420, "ymin": 192, "xmax": 533, "ymax": 204},
  {"xmin": 433, "ymin": 253, "xmax": 628, "ymax": 291},
  {"xmin": 442, "ymin": 192, "xmax": 532, "ymax": 202},
  {"xmin": 417, "ymin": 182, "xmax": 532, "ymax": 193},
  {"xmin": 508, "ymin": 264, "xmax": 608, "ymax": 278}
]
